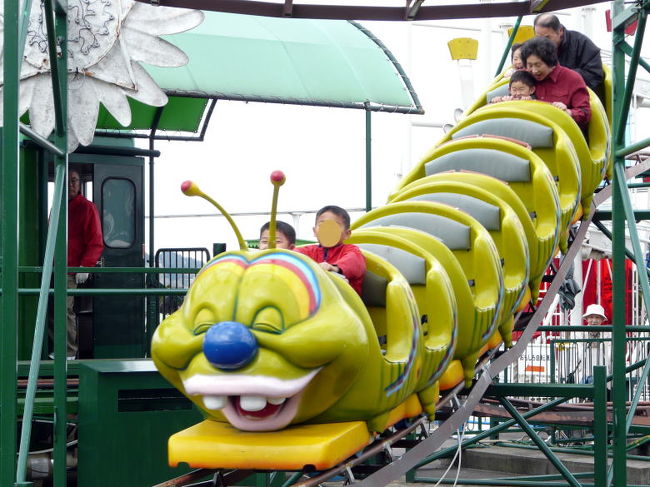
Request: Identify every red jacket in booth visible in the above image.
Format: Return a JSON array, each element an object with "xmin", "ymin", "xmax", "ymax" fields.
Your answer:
[{"xmin": 68, "ymin": 194, "xmax": 104, "ymax": 268}]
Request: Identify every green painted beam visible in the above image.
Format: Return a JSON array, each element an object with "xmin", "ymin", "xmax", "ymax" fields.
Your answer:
[
  {"xmin": 615, "ymin": 134, "xmax": 650, "ymax": 158},
  {"xmin": 498, "ymin": 398, "xmax": 581, "ymax": 487},
  {"xmin": 593, "ymin": 366, "xmax": 608, "ymax": 487},
  {"xmin": 611, "ymin": 1, "xmax": 631, "ymax": 484},
  {"xmin": 620, "ymin": 41, "xmax": 650, "ymax": 77},
  {"xmin": 538, "ymin": 325, "xmax": 650, "ymax": 332},
  {"xmin": 42, "ymin": 0, "xmax": 69, "ymax": 484},
  {"xmin": 627, "ymin": 180, "xmax": 650, "ymax": 189},
  {"xmin": 15, "ymin": 164, "xmax": 66, "ymax": 483},
  {"xmin": 486, "ymin": 383, "xmax": 593, "ymax": 399},
  {"xmin": 614, "ymin": 8, "xmax": 646, "ymax": 145},
  {"xmin": 495, "ymin": 16, "xmax": 522, "ymax": 77},
  {"xmin": 1, "ymin": 0, "xmax": 21, "ymax": 485},
  {"xmin": 593, "ymin": 209, "xmax": 650, "ymax": 221},
  {"xmin": 611, "ymin": 4, "xmax": 640, "ymax": 31},
  {"xmin": 17, "ymin": 288, "xmax": 187, "ymax": 296},
  {"xmin": 18, "ymin": 266, "xmax": 202, "ymax": 273},
  {"xmin": 412, "ymin": 397, "xmax": 569, "ymax": 469}
]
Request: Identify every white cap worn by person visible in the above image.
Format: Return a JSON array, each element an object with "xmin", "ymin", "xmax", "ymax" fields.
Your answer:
[{"xmin": 583, "ymin": 303, "xmax": 607, "ymax": 321}]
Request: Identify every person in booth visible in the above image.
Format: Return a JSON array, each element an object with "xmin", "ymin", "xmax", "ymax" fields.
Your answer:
[{"xmin": 50, "ymin": 169, "xmax": 104, "ymax": 360}]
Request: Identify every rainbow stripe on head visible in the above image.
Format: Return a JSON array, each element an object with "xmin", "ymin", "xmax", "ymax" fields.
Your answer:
[
  {"xmin": 197, "ymin": 252, "xmax": 321, "ymax": 319},
  {"xmin": 250, "ymin": 253, "xmax": 321, "ymax": 316}
]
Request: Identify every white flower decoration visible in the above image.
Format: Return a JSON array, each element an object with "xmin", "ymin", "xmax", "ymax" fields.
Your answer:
[{"xmin": 0, "ymin": 0, "xmax": 204, "ymax": 151}]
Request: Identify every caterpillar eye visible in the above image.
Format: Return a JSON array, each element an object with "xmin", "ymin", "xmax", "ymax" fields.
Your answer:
[
  {"xmin": 253, "ymin": 322, "xmax": 281, "ymax": 334},
  {"xmin": 193, "ymin": 308, "xmax": 217, "ymax": 334},
  {"xmin": 252, "ymin": 308, "xmax": 284, "ymax": 334},
  {"xmin": 193, "ymin": 323, "xmax": 213, "ymax": 335}
]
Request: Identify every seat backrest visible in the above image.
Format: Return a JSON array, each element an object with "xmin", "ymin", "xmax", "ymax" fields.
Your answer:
[
  {"xmin": 360, "ymin": 268, "xmax": 388, "ymax": 307},
  {"xmin": 359, "ymin": 244, "xmax": 426, "ymax": 286},
  {"xmin": 453, "ymin": 118, "xmax": 554, "ymax": 149},
  {"xmin": 486, "ymin": 84, "xmax": 509, "ymax": 103},
  {"xmin": 425, "ymin": 148, "xmax": 531, "ymax": 183},
  {"xmin": 408, "ymin": 193, "xmax": 501, "ymax": 231},
  {"xmin": 358, "ymin": 213, "xmax": 471, "ymax": 250}
]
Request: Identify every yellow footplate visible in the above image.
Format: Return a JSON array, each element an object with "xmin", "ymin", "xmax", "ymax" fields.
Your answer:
[{"xmin": 168, "ymin": 420, "xmax": 372, "ymax": 471}]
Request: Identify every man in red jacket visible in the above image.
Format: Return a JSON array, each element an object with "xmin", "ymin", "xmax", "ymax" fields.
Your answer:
[
  {"xmin": 295, "ymin": 205, "xmax": 365, "ymax": 295},
  {"xmin": 61, "ymin": 169, "xmax": 104, "ymax": 358}
]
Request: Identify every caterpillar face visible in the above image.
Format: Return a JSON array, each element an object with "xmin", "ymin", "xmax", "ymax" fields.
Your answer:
[{"xmin": 151, "ymin": 250, "xmax": 371, "ymax": 431}]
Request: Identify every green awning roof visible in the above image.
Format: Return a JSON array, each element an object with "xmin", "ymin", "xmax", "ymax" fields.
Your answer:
[{"xmin": 96, "ymin": 12, "xmax": 422, "ymax": 135}]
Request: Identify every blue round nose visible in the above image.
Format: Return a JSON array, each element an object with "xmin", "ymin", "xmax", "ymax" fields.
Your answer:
[{"xmin": 203, "ymin": 321, "xmax": 258, "ymax": 370}]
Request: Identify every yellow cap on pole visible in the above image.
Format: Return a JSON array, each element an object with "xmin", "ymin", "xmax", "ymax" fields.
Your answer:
[{"xmin": 447, "ymin": 37, "xmax": 478, "ymax": 60}]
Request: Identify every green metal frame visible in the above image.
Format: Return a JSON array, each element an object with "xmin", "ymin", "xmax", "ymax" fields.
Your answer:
[
  {"xmin": 1, "ymin": 0, "xmax": 20, "ymax": 483},
  {"xmin": 611, "ymin": 2, "xmax": 650, "ymax": 485},
  {"xmin": 2, "ymin": 1, "xmax": 650, "ymax": 487}
]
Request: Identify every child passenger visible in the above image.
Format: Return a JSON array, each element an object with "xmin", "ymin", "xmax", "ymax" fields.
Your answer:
[
  {"xmin": 503, "ymin": 43, "xmax": 524, "ymax": 77},
  {"xmin": 295, "ymin": 205, "xmax": 366, "ymax": 295},
  {"xmin": 258, "ymin": 220, "xmax": 296, "ymax": 250},
  {"xmin": 490, "ymin": 70, "xmax": 537, "ymax": 103}
]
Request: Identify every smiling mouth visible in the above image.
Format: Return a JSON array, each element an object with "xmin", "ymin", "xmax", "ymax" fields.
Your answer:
[{"xmin": 182, "ymin": 369, "xmax": 320, "ymax": 432}]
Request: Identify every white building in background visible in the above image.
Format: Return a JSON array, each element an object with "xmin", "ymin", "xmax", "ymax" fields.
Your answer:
[{"xmin": 145, "ymin": 4, "xmax": 650, "ymax": 255}]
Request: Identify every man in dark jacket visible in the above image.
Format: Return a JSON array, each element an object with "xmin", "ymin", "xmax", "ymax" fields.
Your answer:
[{"xmin": 534, "ymin": 13, "xmax": 604, "ymax": 91}]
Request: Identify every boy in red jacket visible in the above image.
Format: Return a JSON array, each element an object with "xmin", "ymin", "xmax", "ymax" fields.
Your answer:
[{"xmin": 295, "ymin": 205, "xmax": 366, "ymax": 295}]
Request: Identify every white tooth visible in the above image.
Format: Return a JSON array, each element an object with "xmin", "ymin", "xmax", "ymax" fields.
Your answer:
[
  {"xmin": 203, "ymin": 395, "xmax": 226, "ymax": 410},
  {"xmin": 239, "ymin": 395, "xmax": 267, "ymax": 412},
  {"xmin": 267, "ymin": 397, "xmax": 287, "ymax": 405}
]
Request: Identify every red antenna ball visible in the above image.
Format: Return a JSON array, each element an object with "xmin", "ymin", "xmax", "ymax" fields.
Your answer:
[
  {"xmin": 270, "ymin": 170, "xmax": 286, "ymax": 186},
  {"xmin": 181, "ymin": 180, "xmax": 193, "ymax": 194}
]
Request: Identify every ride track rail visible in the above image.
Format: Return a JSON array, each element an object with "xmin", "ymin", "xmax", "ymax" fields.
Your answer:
[{"xmin": 153, "ymin": 157, "xmax": 650, "ymax": 487}]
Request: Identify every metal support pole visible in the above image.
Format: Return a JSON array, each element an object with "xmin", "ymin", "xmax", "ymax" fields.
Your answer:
[
  {"xmin": 615, "ymin": 135, "xmax": 650, "ymax": 158},
  {"xmin": 42, "ymin": 0, "xmax": 69, "ymax": 485},
  {"xmin": 495, "ymin": 15, "xmax": 522, "ymax": 77},
  {"xmin": 145, "ymin": 107, "xmax": 163, "ymax": 353},
  {"xmin": 615, "ymin": 164, "xmax": 650, "ymax": 319},
  {"xmin": 593, "ymin": 366, "xmax": 608, "ymax": 487},
  {"xmin": 620, "ymin": 40, "xmax": 650, "ymax": 77},
  {"xmin": 614, "ymin": 9, "xmax": 647, "ymax": 144},
  {"xmin": 1, "ymin": 0, "xmax": 21, "ymax": 484},
  {"xmin": 15, "ymin": 165, "xmax": 66, "ymax": 484},
  {"xmin": 610, "ymin": 1, "xmax": 630, "ymax": 484},
  {"xmin": 365, "ymin": 108, "xmax": 372, "ymax": 212}
]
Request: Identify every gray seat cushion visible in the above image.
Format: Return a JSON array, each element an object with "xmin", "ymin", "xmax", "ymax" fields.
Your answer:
[
  {"xmin": 486, "ymin": 84, "xmax": 509, "ymax": 102},
  {"xmin": 452, "ymin": 118, "xmax": 554, "ymax": 148},
  {"xmin": 360, "ymin": 269, "xmax": 388, "ymax": 307},
  {"xmin": 425, "ymin": 148, "xmax": 531, "ymax": 183},
  {"xmin": 408, "ymin": 193, "xmax": 501, "ymax": 231},
  {"xmin": 358, "ymin": 212, "xmax": 470, "ymax": 250},
  {"xmin": 359, "ymin": 243, "xmax": 426, "ymax": 285}
]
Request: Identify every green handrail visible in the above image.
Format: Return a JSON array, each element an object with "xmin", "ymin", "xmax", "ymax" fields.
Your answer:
[
  {"xmin": 16, "ymin": 163, "xmax": 66, "ymax": 483},
  {"xmin": 494, "ymin": 16, "xmax": 522, "ymax": 77},
  {"xmin": 17, "ymin": 0, "xmax": 34, "ymax": 65}
]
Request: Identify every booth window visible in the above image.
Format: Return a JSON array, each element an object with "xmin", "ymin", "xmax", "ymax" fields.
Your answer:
[{"xmin": 102, "ymin": 178, "xmax": 135, "ymax": 249}]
